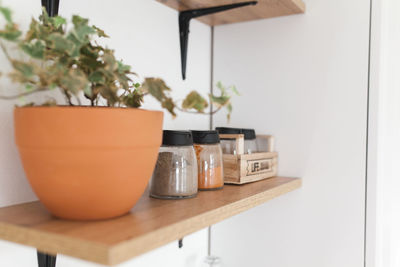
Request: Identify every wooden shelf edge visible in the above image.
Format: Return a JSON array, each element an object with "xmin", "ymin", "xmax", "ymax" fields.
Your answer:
[
  {"xmin": 108, "ymin": 178, "xmax": 301, "ymax": 265},
  {"xmin": 156, "ymin": 0, "xmax": 306, "ymax": 26},
  {"xmin": 0, "ymin": 177, "xmax": 301, "ymax": 265},
  {"xmin": 0, "ymin": 222, "xmax": 110, "ymax": 264}
]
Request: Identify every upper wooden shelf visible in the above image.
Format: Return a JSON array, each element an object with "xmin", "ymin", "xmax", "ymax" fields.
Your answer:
[
  {"xmin": 0, "ymin": 176, "xmax": 301, "ymax": 266},
  {"xmin": 157, "ymin": 0, "xmax": 305, "ymax": 26}
]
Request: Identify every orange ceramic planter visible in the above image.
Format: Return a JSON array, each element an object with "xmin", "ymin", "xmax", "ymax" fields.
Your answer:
[{"xmin": 14, "ymin": 106, "xmax": 163, "ymax": 220}]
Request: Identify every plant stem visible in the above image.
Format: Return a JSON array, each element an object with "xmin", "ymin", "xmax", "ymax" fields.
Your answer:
[
  {"xmin": 0, "ymin": 88, "xmax": 47, "ymax": 99},
  {"xmin": 175, "ymin": 105, "xmax": 222, "ymax": 115},
  {"xmin": 0, "ymin": 40, "xmax": 13, "ymax": 64},
  {"xmin": 75, "ymin": 94, "xmax": 81, "ymax": 106},
  {"xmin": 63, "ymin": 89, "xmax": 74, "ymax": 106}
]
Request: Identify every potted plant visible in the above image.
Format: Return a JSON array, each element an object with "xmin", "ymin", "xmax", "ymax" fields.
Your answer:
[{"xmin": 0, "ymin": 6, "xmax": 237, "ymax": 220}]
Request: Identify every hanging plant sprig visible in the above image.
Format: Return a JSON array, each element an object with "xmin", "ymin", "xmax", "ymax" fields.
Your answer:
[
  {"xmin": 141, "ymin": 79, "xmax": 239, "ymax": 120},
  {"xmin": 0, "ymin": 5, "xmax": 238, "ymax": 121}
]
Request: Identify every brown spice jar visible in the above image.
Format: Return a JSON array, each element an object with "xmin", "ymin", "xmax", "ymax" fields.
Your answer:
[
  {"xmin": 194, "ymin": 143, "xmax": 224, "ymax": 190},
  {"xmin": 150, "ymin": 131, "xmax": 198, "ymax": 199}
]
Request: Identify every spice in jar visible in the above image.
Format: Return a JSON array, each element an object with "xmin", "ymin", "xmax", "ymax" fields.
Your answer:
[
  {"xmin": 150, "ymin": 130, "xmax": 198, "ymax": 199},
  {"xmin": 192, "ymin": 130, "xmax": 224, "ymax": 190}
]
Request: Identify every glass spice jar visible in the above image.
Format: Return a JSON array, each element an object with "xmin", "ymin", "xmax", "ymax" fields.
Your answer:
[
  {"xmin": 256, "ymin": 136, "xmax": 269, "ymax": 152},
  {"xmin": 215, "ymin": 127, "xmax": 242, "ymax": 155},
  {"xmin": 149, "ymin": 130, "xmax": 198, "ymax": 199},
  {"xmin": 192, "ymin": 131, "xmax": 224, "ymax": 191},
  {"xmin": 242, "ymin": 128, "xmax": 258, "ymax": 154}
]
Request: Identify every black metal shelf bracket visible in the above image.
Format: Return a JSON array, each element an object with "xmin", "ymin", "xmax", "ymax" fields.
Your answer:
[
  {"xmin": 41, "ymin": 0, "xmax": 60, "ymax": 17},
  {"xmin": 179, "ymin": 1, "xmax": 257, "ymax": 80},
  {"xmin": 37, "ymin": 251, "xmax": 57, "ymax": 267}
]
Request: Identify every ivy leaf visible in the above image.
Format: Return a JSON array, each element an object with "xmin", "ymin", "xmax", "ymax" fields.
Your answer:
[
  {"xmin": 93, "ymin": 25, "xmax": 109, "ymax": 38},
  {"xmin": 0, "ymin": 23, "xmax": 21, "ymax": 41},
  {"xmin": 162, "ymin": 97, "xmax": 176, "ymax": 117},
  {"xmin": 25, "ymin": 84, "xmax": 34, "ymax": 91},
  {"xmin": 123, "ymin": 90, "xmax": 143, "ymax": 108},
  {"xmin": 50, "ymin": 16, "xmax": 66, "ymax": 28},
  {"xmin": 226, "ymin": 103, "xmax": 232, "ymax": 121},
  {"xmin": 0, "ymin": 7, "xmax": 12, "ymax": 23},
  {"xmin": 12, "ymin": 61, "xmax": 34, "ymax": 77},
  {"xmin": 99, "ymin": 85, "xmax": 119, "ymax": 106},
  {"xmin": 83, "ymin": 84, "xmax": 92, "ymax": 97},
  {"xmin": 141, "ymin": 78, "xmax": 171, "ymax": 101},
  {"xmin": 74, "ymin": 24, "xmax": 95, "ymax": 42},
  {"xmin": 48, "ymin": 33, "xmax": 75, "ymax": 55},
  {"xmin": 0, "ymin": 29, "xmax": 21, "ymax": 41},
  {"xmin": 117, "ymin": 61, "xmax": 131, "ymax": 73},
  {"xmin": 60, "ymin": 69, "xmax": 89, "ymax": 94},
  {"xmin": 41, "ymin": 99, "xmax": 57, "ymax": 106},
  {"xmin": 216, "ymin": 81, "xmax": 225, "ymax": 92},
  {"xmin": 103, "ymin": 51, "xmax": 118, "ymax": 72},
  {"xmin": 71, "ymin": 16, "xmax": 95, "ymax": 42},
  {"xmin": 88, "ymin": 71, "xmax": 105, "ymax": 84},
  {"xmin": 209, "ymin": 94, "xmax": 230, "ymax": 107},
  {"xmin": 20, "ymin": 40, "xmax": 45, "ymax": 59},
  {"xmin": 72, "ymin": 15, "xmax": 88, "ymax": 27},
  {"xmin": 231, "ymin": 85, "xmax": 240, "ymax": 96},
  {"xmin": 182, "ymin": 91, "xmax": 208, "ymax": 113},
  {"xmin": 39, "ymin": 7, "xmax": 50, "ymax": 23}
]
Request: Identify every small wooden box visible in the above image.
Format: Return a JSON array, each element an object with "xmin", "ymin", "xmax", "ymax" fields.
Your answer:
[{"xmin": 220, "ymin": 134, "xmax": 278, "ymax": 185}]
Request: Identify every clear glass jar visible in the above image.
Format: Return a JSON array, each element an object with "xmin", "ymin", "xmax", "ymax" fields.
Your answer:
[
  {"xmin": 243, "ymin": 128, "xmax": 258, "ymax": 154},
  {"xmin": 150, "ymin": 131, "xmax": 198, "ymax": 199},
  {"xmin": 220, "ymin": 139, "xmax": 235, "ymax": 154},
  {"xmin": 216, "ymin": 127, "xmax": 242, "ymax": 155},
  {"xmin": 192, "ymin": 131, "xmax": 224, "ymax": 191},
  {"xmin": 256, "ymin": 136, "xmax": 269, "ymax": 152}
]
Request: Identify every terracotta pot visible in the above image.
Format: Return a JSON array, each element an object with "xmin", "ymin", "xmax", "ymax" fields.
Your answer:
[{"xmin": 14, "ymin": 106, "xmax": 163, "ymax": 220}]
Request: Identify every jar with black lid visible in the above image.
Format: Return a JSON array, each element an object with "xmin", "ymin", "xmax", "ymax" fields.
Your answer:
[
  {"xmin": 215, "ymin": 127, "xmax": 242, "ymax": 155},
  {"xmin": 242, "ymin": 128, "xmax": 258, "ymax": 154},
  {"xmin": 192, "ymin": 130, "xmax": 224, "ymax": 191},
  {"xmin": 149, "ymin": 130, "xmax": 198, "ymax": 199}
]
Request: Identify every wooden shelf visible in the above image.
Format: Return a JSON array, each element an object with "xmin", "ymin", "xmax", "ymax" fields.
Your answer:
[
  {"xmin": 157, "ymin": 0, "xmax": 305, "ymax": 26},
  {"xmin": 0, "ymin": 176, "xmax": 300, "ymax": 265}
]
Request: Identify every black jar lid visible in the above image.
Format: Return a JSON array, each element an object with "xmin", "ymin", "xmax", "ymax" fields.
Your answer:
[
  {"xmin": 215, "ymin": 127, "xmax": 242, "ymax": 134},
  {"xmin": 162, "ymin": 130, "xmax": 193, "ymax": 146},
  {"xmin": 191, "ymin": 130, "xmax": 220, "ymax": 144},
  {"xmin": 242, "ymin": 128, "xmax": 256, "ymax": 140}
]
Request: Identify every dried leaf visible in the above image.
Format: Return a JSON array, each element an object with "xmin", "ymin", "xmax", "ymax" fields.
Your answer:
[
  {"xmin": 93, "ymin": 25, "xmax": 109, "ymax": 38},
  {"xmin": 162, "ymin": 97, "xmax": 176, "ymax": 117},
  {"xmin": 182, "ymin": 91, "xmax": 208, "ymax": 112}
]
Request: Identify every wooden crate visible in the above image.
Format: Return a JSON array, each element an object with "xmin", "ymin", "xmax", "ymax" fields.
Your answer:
[{"xmin": 220, "ymin": 134, "xmax": 278, "ymax": 185}]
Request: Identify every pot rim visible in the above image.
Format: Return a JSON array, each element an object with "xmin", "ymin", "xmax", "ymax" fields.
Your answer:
[{"xmin": 14, "ymin": 105, "xmax": 164, "ymax": 114}]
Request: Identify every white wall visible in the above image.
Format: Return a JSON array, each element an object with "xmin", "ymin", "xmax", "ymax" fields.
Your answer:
[
  {"xmin": 0, "ymin": 0, "xmax": 211, "ymax": 266},
  {"xmin": 212, "ymin": 0, "xmax": 370, "ymax": 266},
  {"xmin": 370, "ymin": 0, "xmax": 400, "ymax": 266}
]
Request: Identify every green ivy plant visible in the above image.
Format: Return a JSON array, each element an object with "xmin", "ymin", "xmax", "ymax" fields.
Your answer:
[{"xmin": 0, "ymin": 5, "xmax": 238, "ymax": 119}]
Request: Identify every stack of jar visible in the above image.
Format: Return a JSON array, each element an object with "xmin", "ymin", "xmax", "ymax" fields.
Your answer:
[
  {"xmin": 216, "ymin": 127, "xmax": 267, "ymax": 154},
  {"xmin": 149, "ymin": 130, "xmax": 224, "ymax": 199}
]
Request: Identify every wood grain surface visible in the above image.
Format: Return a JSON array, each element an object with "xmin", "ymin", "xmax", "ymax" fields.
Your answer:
[
  {"xmin": 0, "ymin": 176, "xmax": 301, "ymax": 265},
  {"xmin": 156, "ymin": 0, "xmax": 305, "ymax": 26}
]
